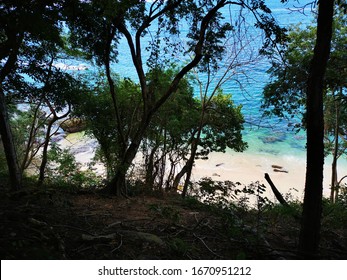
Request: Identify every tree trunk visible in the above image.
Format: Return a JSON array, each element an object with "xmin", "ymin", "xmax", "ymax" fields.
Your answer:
[
  {"xmin": 330, "ymin": 98, "xmax": 339, "ymax": 202},
  {"xmin": 20, "ymin": 103, "xmax": 43, "ymax": 172},
  {"xmin": 38, "ymin": 99, "xmax": 70, "ymax": 186},
  {"xmin": 0, "ymin": 89, "xmax": 22, "ymax": 190},
  {"xmin": 298, "ymin": 0, "xmax": 334, "ymax": 258},
  {"xmin": 166, "ymin": 156, "xmax": 176, "ymax": 191},
  {"xmin": 181, "ymin": 139, "xmax": 199, "ymax": 198},
  {"xmin": 172, "ymin": 133, "xmax": 199, "ymax": 192},
  {"xmin": 38, "ymin": 117, "xmax": 56, "ymax": 185},
  {"xmin": 174, "ymin": 132, "xmax": 201, "ymax": 198},
  {"xmin": 107, "ymin": 132, "xmax": 144, "ymax": 196},
  {"xmin": 174, "ymin": 109, "xmax": 205, "ymax": 197},
  {"xmin": 173, "ymin": 164, "xmax": 188, "ymax": 191},
  {"xmin": 145, "ymin": 145, "xmax": 158, "ymax": 189},
  {"xmin": 0, "ymin": 32, "xmax": 24, "ymax": 191},
  {"xmin": 181, "ymin": 106, "xmax": 207, "ymax": 198}
]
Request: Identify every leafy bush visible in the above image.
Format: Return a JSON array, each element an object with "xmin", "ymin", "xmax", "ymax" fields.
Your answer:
[
  {"xmin": 45, "ymin": 143, "xmax": 101, "ymax": 189},
  {"xmin": 190, "ymin": 177, "xmax": 273, "ymax": 211},
  {"xmin": 190, "ymin": 177, "xmax": 242, "ymax": 208},
  {"xmin": 322, "ymin": 194, "xmax": 347, "ymax": 229},
  {"xmin": 337, "ymin": 184, "xmax": 347, "ymax": 207}
]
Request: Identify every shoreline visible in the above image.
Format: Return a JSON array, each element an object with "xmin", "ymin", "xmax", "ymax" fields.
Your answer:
[
  {"xmin": 59, "ymin": 132, "xmax": 347, "ymax": 202},
  {"xmin": 193, "ymin": 150, "xmax": 347, "ymax": 201},
  {"xmin": 193, "ymin": 151, "xmax": 307, "ymax": 202}
]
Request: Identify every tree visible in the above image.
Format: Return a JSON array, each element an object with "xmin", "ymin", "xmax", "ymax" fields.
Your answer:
[
  {"xmin": 141, "ymin": 67, "xmax": 200, "ymax": 191},
  {"xmin": 172, "ymin": 90, "xmax": 247, "ymax": 197},
  {"xmin": 173, "ymin": 22, "xmax": 260, "ymax": 197},
  {"xmin": 76, "ymin": 68, "xmax": 198, "ymax": 191},
  {"xmin": 0, "ymin": 0, "xmax": 66, "ymax": 190},
  {"xmin": 299, "ymin": 0, "xmax": 335, "ymax": 257},
  {"xmin": 262, "ymin": 2, "xmax": 347, "ymax": 203},
  {"xmin": 324, "ymin": 92, "xmax": 347, "ymax": 202},
  {"xmin": 10, "ymin": 104, "xmax": 46, "ymax": 173},
  {"xmin": 1, "ymin": 1, "xmax": 91, "ymax": 188},
  {"xmin": 74, "ymin": 75, "xmax": 142, "ymax": 180},
  {"xmin": 67, "ymin": 0, "xmax": 286, "ymax": 195},
  {"xmin": 262, "ymin": 0, "xmax": 339, "ymax": 257}
]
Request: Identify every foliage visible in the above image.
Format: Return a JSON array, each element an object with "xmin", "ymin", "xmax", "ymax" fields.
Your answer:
[
  {"xmin": 323, "ymin": 93, "xmax": 347, "ymax": 157},
  {"xmin": 262, "ymin": 3, "xmax": 347, "ymax": 205},
  {"xmin": 262, "ymin": 3, "xmax": 347, "ymax": 124},
  {"xmin": 64, "ymin": 0, "xmax": 286, "ymax": 195},
  {"xmin": 3, "ymin": 65, "xmax": 88, "ymax": 182},
  {"xmin": 190, "ymin": 177, "xmax": 272, "ymax": 211},
  {"xmin": 0, "ymin": 143, "xmax": 8, "ymax": 178},
  {"xmin": 73, "ymin": 75, "xmax": 142, "ymax": 178},
  {"xmin": 0, "ymin": 0, "xmax": 66, "ymax": 89},
  {"xmin": 141, "ymin": 67, "xmax": 199, "ymax": 189},
  {"xmin": 1, "ymin": 0, "xmax": 91, "ymax": 189},
  {"xmin": 1, "ymin": 104, "xmax": 47, "ymax": 175},
  {"xmin": 1, "ymin": 0, "xmax": 70, "ymax": 190},
  {"xmin": 9, "ymin": 105, "xmax": 46, "ymax": 171},
  {"xmin": 322, "ymin": 196, "xmax": 347, "ymax": 228},
  {"xmin": 191, "ymin": 177, "xmax": 241, "ymax": 207},
  {"xmin": 199, "ymin": 90, "xmax": 248, "ymax": 157},
  {"xmin": 74, "ymin": 66, "xmax": 246, "ymax": 192},
  {"xmin": 65, "ymin": 0, "xmax": 286, "ymax": 69},
  {"xmin": 336, "ymin": 184, "xmax": 347, "ymax": 207},
  {"xmin": 45, "ymin": 143, "xmax": 101, "ymax": 189},
  {"xmin": 147, "ymin": 67, "xmax": 198, "ymax": 138},
  {"xmin": 167, "ymin": 237, "xmax": 190, "ymax": 257}
]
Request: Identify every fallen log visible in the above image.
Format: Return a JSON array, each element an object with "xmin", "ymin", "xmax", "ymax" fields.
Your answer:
[
  {"xmin": 264, "ymin": 173, "xmax": 289, "ymax": 207},
  {"xmin": 264, "ymin": 173, "xmax": 301, "ymax": 222}
]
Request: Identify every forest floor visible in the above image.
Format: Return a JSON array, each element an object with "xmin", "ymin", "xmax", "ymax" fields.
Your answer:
[{"xmin": 1, "ymin": 186, "xmax": 347, "ymax": 260}]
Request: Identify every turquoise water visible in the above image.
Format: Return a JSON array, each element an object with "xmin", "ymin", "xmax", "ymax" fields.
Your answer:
[
  {"xmin": 79, "ymin": 1, "xmax": 347, "ymax": 172},
  {"xmin": 108, "ymin": 1, "xmax": 311, "ymax": 156}
]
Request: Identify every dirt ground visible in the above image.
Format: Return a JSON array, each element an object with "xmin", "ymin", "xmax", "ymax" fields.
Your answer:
[{"xmin": 1, "ymin": 187, "xmax": 346, "ymax": 260}]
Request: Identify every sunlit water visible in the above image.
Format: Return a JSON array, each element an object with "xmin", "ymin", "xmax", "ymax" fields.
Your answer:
[
  {"xmin": 61, "ymin": 0, "xmax": 346, "ymax": 183},
  {"xmin": 92, "ymin": 0, "xmax": 312, "ymax": 157}
]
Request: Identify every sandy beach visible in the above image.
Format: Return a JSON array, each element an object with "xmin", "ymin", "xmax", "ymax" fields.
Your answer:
[
  {"xmin": 192, "ymin": 149, "xmax": 347, "ymax": 202},
  {"xmin": 58, "ymin": 132, "xmax": 347, "ymax": 202},
  {"xmin": 193, "ymin": 151, "xmax": 304, "ymax": 199}
]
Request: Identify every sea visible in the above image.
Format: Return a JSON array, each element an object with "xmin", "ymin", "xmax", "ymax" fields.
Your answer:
[
  {"xmin": 63, "ymin": 0, "xmax": 346, "ymax": 184},
  {"xmin": 111, "ymin": 0, "xmax": 311, "ymax": 155}
]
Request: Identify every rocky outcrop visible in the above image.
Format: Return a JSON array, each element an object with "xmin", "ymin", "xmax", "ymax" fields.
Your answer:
[{"xmin": 60, "ymin": 118, "xmax": 86, "ymax": 133}]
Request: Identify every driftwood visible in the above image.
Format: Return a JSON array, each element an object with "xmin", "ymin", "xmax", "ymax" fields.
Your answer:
[
  {"xmin": 273, "ymin": 169, "xmax": 289, "ymax": 173},
  {"xmin": 264, "ymin": 173, "xmax": 289, "ymax": 207},
  {"xmin": 271, "ymin": 165, "xmax": 289, "ymax": 173}
]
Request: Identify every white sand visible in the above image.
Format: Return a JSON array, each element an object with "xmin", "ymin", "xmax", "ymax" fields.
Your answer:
[
  {"xmin": 192, "ymin": 150, "xmax": 346, "ymax": 201},
  {"xmin": 58, "ymin": 132, "xmax": 347, "ymax": 202}
]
